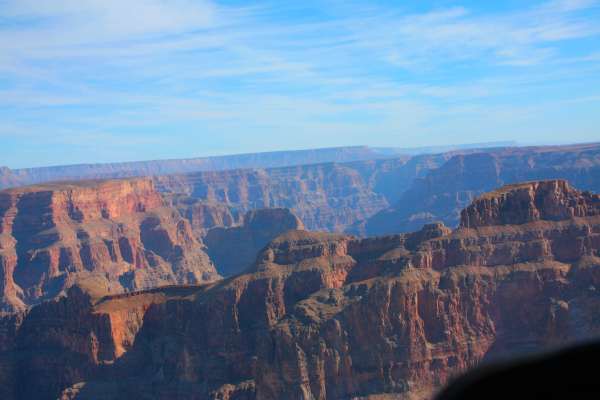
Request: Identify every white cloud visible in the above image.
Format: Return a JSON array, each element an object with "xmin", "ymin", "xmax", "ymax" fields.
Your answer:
[
  {"xmin": 0, "ymin": 0, "xmax": 216, "ymax": 40},
  {"xmin": 0, "ymin": 0, "xmax": 599, "ymax": 166}
]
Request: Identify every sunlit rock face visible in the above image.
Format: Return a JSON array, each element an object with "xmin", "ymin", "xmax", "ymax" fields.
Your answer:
[
  {"xmin": 2, "ymin": 180, "xmax": 600, "ymax": 400},
  {"xmin": 0, "ymin": 178, "xmax": 219, "ymax": 314}
]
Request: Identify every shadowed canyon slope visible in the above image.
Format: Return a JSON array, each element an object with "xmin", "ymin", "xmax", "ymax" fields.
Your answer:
[
  {"xmin": 3, "ymin": 144, "xmax": 600, "ymax": 236},
  {"xmin": 0, "ymin": 179, "xmax": 219, "ymax": 314},
  {"xmin": 362, "ymin": 143, "xmax": 600, "ymax": 236},
  {"xmin": 203, "ymin": 208, "xmax": 304, "ymax": 276},
  {"xmin": 1, "ymin": 180, "xmax": 600, "ymax": 399},
  {"xmin": 156, "ymin": 155, "xmax": 449, "ymax": 232},
  {"xmin": 157, "ymin": 143, "xmax": 600, "ymax": 234}
]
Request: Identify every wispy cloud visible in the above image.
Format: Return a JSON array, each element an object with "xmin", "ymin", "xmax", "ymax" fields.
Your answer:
[{"xmin": 0, "ymin": 0, "xmax": 599, "ymax": 167}]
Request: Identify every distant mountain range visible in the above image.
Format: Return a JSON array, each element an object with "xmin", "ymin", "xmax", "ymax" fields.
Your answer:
[{"xmin": 0, "ymin": 142, "xmax": 516, "ymax": 190}]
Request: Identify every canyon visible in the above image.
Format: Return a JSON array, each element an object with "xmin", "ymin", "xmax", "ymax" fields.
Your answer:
[
  {"xmin": 4, "ymin": 143, "xmax": 599, "ymax": 237},
  {"xmin": 155, "ymin": 143, "xmax": 600, "ymax": 235},
  {"xmin": 361, "ymin": 143, "xmax": 600, "ymax": 235},
  {"xmin": 155, "ymin": 154, "xmax": 451, "ymax": 233},
  {"xmin": 203, "ymin": 208, "xmax": 304, "ymax": 276},
  {"xmin": 0, "ymin": 179, "xmax": 219, "ymax": 314},
  {"xmin": 0, "ymin": 143, "xmax": 512, "ymax": 191},
  {"xmin": 1, "ymin": 179, "xmax": 599, "ymax": 399}
]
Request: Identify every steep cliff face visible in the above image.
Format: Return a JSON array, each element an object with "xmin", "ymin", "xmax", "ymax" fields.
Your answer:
[
  {"xmin": 5, "ymin": 144, "xmax": 600, "ymax": 239},
  {"xmin": 364, "ymin": 143, "xmax": 600, "ymax": 236},
  {"xmin": 170, "ymin": 196, "xmax": 241, "ymax": 236},
  {"xmin": 0, "ymin": 146, "xmax": 397, "ymax": 190},
  {"xmin": 0, "ymin": 179, "xmax": 219, "ymax": 313},
  {"xmin": 204, "ymin": 208, "xmax": 305, "ymax": 276},
  {"xmin": 155, "ymin": 156, "xmax": 448, "ymax": 233},
  {"xmin": 2, "ymin": 180, "xmax": 600, "ymax": 399},
  {"xmin": 460, "ymin": 180, "xmax": 600, "ymax": 228}
]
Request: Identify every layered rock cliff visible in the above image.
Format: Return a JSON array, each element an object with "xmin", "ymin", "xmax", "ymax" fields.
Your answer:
[
  {"xmin": 1, "ymin": 180, "xmax": 600, "ymax": 399},
  {"xmin": 460, "ymin": 180, "xmax": 600, "ymax": 228},
  {"xmin": 0, "ymin": 146, "xmax": 397, "ymax": 190},
  {"xmin": 4, "ymin": 143, "xmax": 600, "ymax": 238},
  {"xmin": 157, "ymin": 143, "xmax": 600, "ymax": 235},
  {"xmin": 0, "ymin": 179, "xmax": 219, "ymax": 313},
  {"xmin": 363, "ymin": 143, "xmax": 600, "ymax": 236},
  {"xmin": 2, "ymin": 144, "xmax": 508, "ymax": 191},
  {"xmin": 155, "ymin": 156, "xmax": 446, "ymax": 233}
]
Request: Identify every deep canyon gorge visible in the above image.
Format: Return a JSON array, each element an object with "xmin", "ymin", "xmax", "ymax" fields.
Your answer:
[{"xmin": 1, "ymin": 143, "xmax": 600, "ymax": 399}]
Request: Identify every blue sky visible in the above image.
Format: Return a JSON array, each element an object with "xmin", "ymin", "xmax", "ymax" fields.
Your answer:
[{"xmin": 0, "ymin": 0, "xmax": 599, "ymax": 168}]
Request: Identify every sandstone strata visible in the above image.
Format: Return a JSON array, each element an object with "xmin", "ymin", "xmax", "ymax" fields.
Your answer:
[
  {"xmin": 0, "ymin": 179, "xmax": 219, "ymax": 313},
  {"xmin": 460, "ymin": 180, "xmax": 600, "ymax": 228},
  {"xmin": 156, "ymin": 157, "xmax": 436, "ymax": 232},
  {"xmin": 4, "ymin": 144, "xmax": 600, "ymax": 238},
  {"xmin": 364, "ymin": 143, "xmax": 600, "ymax": 235},
  {"xmin": 1, "ymin": 180, "xmax": 600, "ymax": 399}
]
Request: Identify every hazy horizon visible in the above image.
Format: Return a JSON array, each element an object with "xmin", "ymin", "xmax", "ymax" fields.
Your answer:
[
  {"xmin": 6, "ymin": 139, "xmax": 600, "ymax": 170},
  {"xmin": 1, "ymin": 0, "xmax": 599, "ymax": 168}
]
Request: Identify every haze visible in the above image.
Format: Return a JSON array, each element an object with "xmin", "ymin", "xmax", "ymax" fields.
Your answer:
[{"xmin": 1, "ymin": 0, "xmax": 599, "ymax": 168}]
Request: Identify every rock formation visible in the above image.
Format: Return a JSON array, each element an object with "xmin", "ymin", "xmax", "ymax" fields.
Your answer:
[
  {"xmin": 155, "ymin": 157, "xmax": 433, "ymax": 232},
  {"xmin": 2, "ymin": 144, "xmax": 508, "ymax": 191},
  {"xmin": 170, "ymin": 196, "xmax": 241, "ymax": 236},
  {"xmin": 4, "ymin": 143, "xmax": 600, "ymax": 238},
  {"xmin": 0, "ymin": 146, "xmax": 397, "ymax": 190},
  {"xmin": 0, "ymin": 179, "xmax": 219, "ymax": 314},
  {"xmin": 363, "ymin": 143, "xmax": 600, "ymax": 236},
  {"xmin": 203, "ymin": 208, "xmax": 305, "ymax": 276},
  {"xmin": 1, "ymin": 180, "xmax": 600, "ymax": 399},
  {"xmin": 460, "ymin": 180, "xmax": 600, "ymax": 228}
]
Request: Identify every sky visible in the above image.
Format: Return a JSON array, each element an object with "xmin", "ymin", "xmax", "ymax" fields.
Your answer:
[{"xmin": 0, "ymin": 0, "xmax": 599, "ymax": 168}]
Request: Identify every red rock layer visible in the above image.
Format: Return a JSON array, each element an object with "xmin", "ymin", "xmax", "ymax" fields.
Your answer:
[
  {"xmin": 0, "ymin": 179, "xmax": 219, "ymax": 313},
  {"xmin": 460, "ymin": 180, "xmax": 600, "ymax": 228},
  {"xmin": 1, "ymin": 180, "xmax": 600, "ymax": 400}
]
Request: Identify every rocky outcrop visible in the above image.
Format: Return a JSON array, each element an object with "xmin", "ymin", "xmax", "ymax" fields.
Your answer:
[
  {"xmin": 204, "ymin": 208, "xmax": 305, "ymax": 276},
  {"xmin": 154, "ymin": 143, "xmax": 600, "ymax": 237},
  {"xmin": 460, "ymin": 180, "xmax": 600, "ymax": 228},
  {"xmin": 171, "ymin": 196, "xmax": 241, "ymax": 236},
  {"xmin": 364, "ymin": 143, "xmax": 600, "ymax": 236},
  {"xmin": 2, "ymin": 180, "xmax": 600, "ymax": 399},
  {"xmin": 0, "ymin": 179, "xmax": 219, "ymax": 313},
  {"xmin": 5, "ymin": 143, "xmax": 600, "ymax": 238},
  {"xmin": 155, "ymin": 156, "xmax": 443, "ymax": 233}
]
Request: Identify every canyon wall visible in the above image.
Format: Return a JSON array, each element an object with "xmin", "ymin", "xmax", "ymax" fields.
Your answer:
[
  {"xmin": 158, "ymin": 143, "xmax": 600, "ymax": 235},
  {"xmin": 4, "ymin": 143, "xmax": 600, "ymax": 238},
  {"xmin": 204, "ymin": 208, "xmax": 305, "ymax": 276},
  {"xmin": 156, "ymin": 155, "xmax": 450, "ymax": 233},
  {"xmin": 0, "ymin": 179, "xmax": 219, "ymax": 313},
  {"xmin": 1, "ymin": 180, "xmax": 600, "ymax": 399},
  {"xmin": 0, "ymin": 146, "xmax": 394, "ymax": 189},
  {"xmin": 0, "ymin": 143, "xmax": 510, "ymax": 191},
  {"xmin": 363, "ymin": 143, "xmax": 600, "ymax": 236}
]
